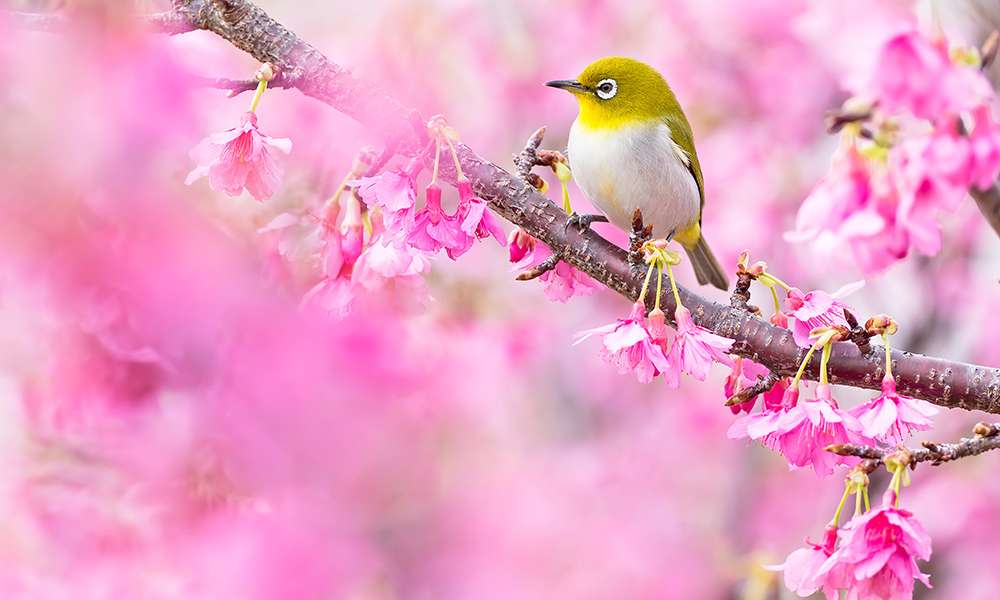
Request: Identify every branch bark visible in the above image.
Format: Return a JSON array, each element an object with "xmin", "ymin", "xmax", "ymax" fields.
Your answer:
[
  {"xmin": 971, "ymin": 182, "xmax": 1000, "ymax": 238},
  {"xmin": 32, "ymin": 0, "xmax": 1000, "ymax": 413},
  {"xmin": 827, "ymin": 422, "xmax": 1000, "ymax": 469}
]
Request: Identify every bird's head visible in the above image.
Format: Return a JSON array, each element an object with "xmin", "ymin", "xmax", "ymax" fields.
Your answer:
[{"xmin": 546, "ymin": 56, "xmax": 676, "ymax": 129}]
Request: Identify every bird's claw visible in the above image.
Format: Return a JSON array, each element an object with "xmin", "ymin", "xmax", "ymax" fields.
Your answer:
[{"xmin": 564, "ymin": 212, "xmax": 609, "ymax": 233}]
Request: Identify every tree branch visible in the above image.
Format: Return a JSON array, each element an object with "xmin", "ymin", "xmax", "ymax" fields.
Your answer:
[
  {"xmin": 48, "ymin": 0, "xmax": 1000, "ymax": 413},
  {"xmin": 827, "ymin": 422, "xmax": 1000, "ymax": 469},
  {"xmin": 971, "ymin": 182, "xmax": 1000, "ymax": 239}
]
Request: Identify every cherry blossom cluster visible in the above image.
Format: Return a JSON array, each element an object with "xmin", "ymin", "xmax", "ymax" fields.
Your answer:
[
  {"xmin": 575, "ymin": 241, "xmax": 734, "ymax": 385},
  {"xmin": 727, "ymin": 256, "xmax": 937, "ymax": 476},
  {"xmin": 771, "ymin": 461, "xmax": 932, "ymax": 599},
  {"xmin": 787, "ymin": 29, "xmax": 1000, "ymax": 273}
]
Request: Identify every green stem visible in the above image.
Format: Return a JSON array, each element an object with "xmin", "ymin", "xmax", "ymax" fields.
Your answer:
[
  {"xmin": 819, "ymin": 342, "xmax": 832, "ymax": 385},
  {"xmin": 769, "ymin": 286, "xmax": 781, "ymax": 316},
  {"xmin": 883, "ymin": 333, "xmax": 893, "ymax": 380},
  {"xmin": 863, "ymin": 486, "xmax": 870, "ymax": 512},
  {"xmin": 831, "ymin": 484, "xmax": 852, "ymax": 525},
  {"xmin": 854, "ymin": 487, "xmax": 862, "ymax": 516},
  {"xmin": 561, "ymin": 181, "xmax": 572, "ymax": 214},
  {"xmin": 759, "ymin": 272, "xmax": 792, "ymax": 292},
  {"xmin": 791, "ymin": 344, "xmax": 820, "ymax": 388},
  {"xmin": 666, "ymin": 262, "xmax": 683, "ymax": 310},
  {"xmin": 654, "ymin": 264, "xmax": 664, "ymax": 312},
  {"xmin": 249, "ymin": 79, "xmax": 268, "ymax": 113},
  {"xmin": 638, "ymin": 262, "xmax": 656, "ymax": 304}
]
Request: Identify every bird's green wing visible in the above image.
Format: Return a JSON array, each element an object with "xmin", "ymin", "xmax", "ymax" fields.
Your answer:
[{"xmin": 663, "ymin": 113, "xmax": 704, "ymax": 223}]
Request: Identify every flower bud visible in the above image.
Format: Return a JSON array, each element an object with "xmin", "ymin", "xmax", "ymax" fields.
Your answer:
[
  {"xmin": 255, "ymin": 63, "xmax": 276, "ymax": 82},
  {"xmin": 865, "ymin": 314, "xmax": 898, "ymax": 335}
]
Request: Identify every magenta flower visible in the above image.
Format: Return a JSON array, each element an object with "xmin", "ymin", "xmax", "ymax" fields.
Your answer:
[
  {"xmin": 352, "ymin": 167, "xmax": 418, "ymax": 234},
  {"xmin": 817, "ymin": 489, "xmax": 932, "ymax": 599},
  {"xmin": 785, "ymin": 281, "xmax": 863, "ymax": 348},
  {"xmin": 186, "ymin": 111, "xmax": 292, "ymax": 202},
  {"xmin": 455, "ymin": 179, "xmax": 506, "ymax": 247},
  {"xmin": 849, "ymin": 376, "xmax": 937, "ymax": 446},
  {"xmin": 507, "ymin": 227, "xmax": 537, "ymax": 267},
  {"xmin": 968, "ymin": 106, "xmax": 1000, "ymax": 190},
  {"xmin": 406, "ymin": 183, "xmax": 473, "ymax": 258},
  {"xmin": 574, "ymin": 301, "xmax": 669, "ymax": 384},
  {"xmin": 724, "ymin": 356, "xmax": 786, "ymax": 415},
  {"xmin": 734, "ymin": 384, "xmax": 864, "ymax": 476},
  {"xmin": 663, "ymin": 305, "xmax": 733, "ymax": 386},
  {"xmin": 768, "ymin": 525, "xmax": 849, "ymax": 599},
  {"xmin": 871, "ymin": 31, "xmax": 992, "ymax": 120}
]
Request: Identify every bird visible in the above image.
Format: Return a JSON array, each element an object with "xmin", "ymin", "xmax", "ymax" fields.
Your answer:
[{"xmin": 546, "ymin": 56, "xmax": 729, "ymax": 290}]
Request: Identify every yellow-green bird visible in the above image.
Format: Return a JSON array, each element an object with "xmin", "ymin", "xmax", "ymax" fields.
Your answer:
[{"xmin": 547, "ymin": 56, "xmax": 729, "ymax": 290}]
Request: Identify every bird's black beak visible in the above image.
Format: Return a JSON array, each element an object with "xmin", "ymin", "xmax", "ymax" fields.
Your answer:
[{"xmin": 545, "ymin": 79, "xmax": 589, "ymax": 94}]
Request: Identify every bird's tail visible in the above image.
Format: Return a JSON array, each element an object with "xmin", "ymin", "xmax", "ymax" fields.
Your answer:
[{"xmin": 683, "ymin": 233, "xmax": 729, "ymax": 291}]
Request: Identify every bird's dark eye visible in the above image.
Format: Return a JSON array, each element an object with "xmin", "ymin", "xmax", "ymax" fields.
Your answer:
[{"xmin": 595, "ymin": 78, "xmax": 618, "ymax": 100}]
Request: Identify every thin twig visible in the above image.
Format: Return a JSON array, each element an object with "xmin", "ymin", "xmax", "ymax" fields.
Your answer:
[
  {"xmin": 826, "ymin": 422, "xmax": 1000, "ymax": 469},
  {"xmin": 725, "ymin": 371, "xmax": 781, "ymax": 406},
  {"xmin": 515, "ymin": 255, "xmax": 559, "ymax": 281}
]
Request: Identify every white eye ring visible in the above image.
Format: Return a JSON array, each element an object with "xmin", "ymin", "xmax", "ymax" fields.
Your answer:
[{"xmin": 595, "ymin": 78, "xmax": 618, "ymax": 100}]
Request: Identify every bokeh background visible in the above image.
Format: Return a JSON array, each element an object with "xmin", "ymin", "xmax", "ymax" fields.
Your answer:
[{"xmin": 1, "ymin": 0, "xmax": 999, "ymax": 598}]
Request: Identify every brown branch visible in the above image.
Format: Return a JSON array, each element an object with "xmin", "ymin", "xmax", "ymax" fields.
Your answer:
[
  {"xmin": 195, "ymin": 72, "xmax": 299, "ymax": 97},
  {"xmin": 827, "ymin": 422, "xmax": 1000, "ymax": 469},
  {"xmin": 102, "ymin": 0, "xmax": 1000, "ymax": 414},
  {"xmin": 725, "ymin": 371, "xmax": 781, "ymax": 407},
  {"xmin": 515, "ymin": 255, "xmax": 559, "ymax": 281},
  {"xmin": 971, "ymin": 182, "xmax": 1000, "ymax": 239}
]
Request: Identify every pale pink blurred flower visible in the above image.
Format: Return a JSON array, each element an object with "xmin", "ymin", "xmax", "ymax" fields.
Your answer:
[
  {"xmin": 663, "ymin": 305, "xmax": 733, "ymax": 387},
  {"xmin": 786, "ymin": 145, "xmax": 871, "ymax": 248},
  {"xmin": 456, "ymin": 180, "xmax": 506, "ymax": 248},
  {"xmin": 848, "ymin": 376, "xmax": 937, "ymax": 446},
  {"xmin": 574, "ymin": 301, "xmax": 669, "ymax": 384},
  {"xmin": 785, "ymin": 281, "xmax": 863, "ymax": 348},
  {"xmin": 768, "ymin": 525, "xmax": 847, "ymax": 599},
  {"xmin": 871, "ymin": 31, "xmax": 992, "ymax": 120},
  {"xmin": 538, "ymin": 258, "xmax": 598, "ymax": 303},
  {"xmin": 301, "ymin": 195, "xmax": 364, "ymax": 317},
  {"xmin": 818, "ymin": 489, "xmax": 932, "ymax": 599},
  {"xmin": 968, "ymin": 106, "xmax": 1000, "ymax": 190},
  {"xmin": 406, "ymin": 183, "xmax": 472, "ymax": 258},
  {"xmin": 186, "ymin": 112, "xmax": 292, "ymax": 201}
]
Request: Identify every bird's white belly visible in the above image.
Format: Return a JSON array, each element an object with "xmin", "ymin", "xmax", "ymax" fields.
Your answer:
[{"xmin": 567, "ymin": 120, "xmax": 700, "ymax": 239}]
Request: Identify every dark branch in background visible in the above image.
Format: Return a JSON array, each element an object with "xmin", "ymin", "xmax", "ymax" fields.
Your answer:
[
  {"xmin": 196, "ymin": 71, "xmax": 299, "ymax": 97},
  {"xmin": 827, "ymin": 422, "xmax": 1000, "ymax": 470},
  {"xmin": 971, "ymin": 183, "xmax": 1000, "ymax": 239},
  {"xmin": 13, "ymin": 0, "xmax": 1000, "ymax": 413}
]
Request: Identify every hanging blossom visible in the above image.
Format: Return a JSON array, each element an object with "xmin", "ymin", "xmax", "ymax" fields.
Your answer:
[
  {"xmin": 818, "ymin": 488, "xmax": 932, "ymax": 599},
  {"xmin": 352, "ymin": 159, "xmax": 419, "ymax": 236},
  {"xmin": 186, "ymin": 64, "xmax": 292, "ymax": 202},
  {"xmin": 574, "ymin": 300, "xmax": 669, "ymax": 384},
  {"xmin": 848, "ymin": 317, "xmax": 937, "ymax": 445},
  {"xmin": 787, "ymin": 30, "xmax": 1000, "ymax": 274},
  {"xmin": 728, "ymin": 328, "xmax": 867, "ymax": 477},
  {"xmin": 301, "ymin": 189, "xmax": 365, "ymax": 317}
]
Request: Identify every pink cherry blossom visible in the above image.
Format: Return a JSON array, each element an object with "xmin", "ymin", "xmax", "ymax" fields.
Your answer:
[
  {"xmin": 732, "ymin": 384, "xmax": 864, "ymax": 476},
  {"xmin": 848, "ymin": 376, "xmax": 937, "ymax": 446},
  {"xmin": 538, "ymin": 258, "xmax": 599, "ymax": 303},
  {"xmin": 301, "ymin": 196, "xmax": 364, "ymax": 317},
  {"xmin": 352, "ymin": 166, "xmax": 418, "ymax": 234},
  {"xmin": 406, "ymin": 183, "xmax": 473, "ymax": 258},
  {"xmin": 724, "ymin": 356, "xmax": 786, "ymax": 415},
  {"xmin": 455, "ymin": 180, "xmax": 506, "ymax": 247},
  {"xmin": 870, "ymin": 31, "xmax": 992, "ymax": 121},
  {"xmin": 186, "ymin": 111, "xmax": 292, "ymax": 202},
  {"xmin": 574, "ymin": 301, "xmax": 669, "ymax": 384},
  {"xmin": 817, "ymin": 489, "xmax": 932, "ymax": 599},
  {"xmin": 768, "ymin": 525, "xmax": 848, "ymax": 600},
  {"xmin": 785, "ymin": 281, "xmax": 863, "ymax": 348},
  {"xmin": 663, "ymin": 305, "xmax": 733, "ymax": 387}
]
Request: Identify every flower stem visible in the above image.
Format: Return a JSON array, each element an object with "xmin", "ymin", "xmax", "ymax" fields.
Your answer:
[
  {"xmin": 445, "ymin": 137, "xmax": 465, "ymax": 180},
  {"xmin": 654, "ymin": 264, "xmax": 664, "ymax": 312},
  {"xmin": 819, "ymin": 342, "xmax": 832, "ymax": 385},
  {"xmin": 561, "ymin": 180, "xmax": 572, "ymax": 214},
  {"xmin": 665, "ymin": 262, "xmax": 683, "ymax": 310},
  {"xmin": 249, "ymin": 79, "xmax": 268, "ymax": 113},
  {"xmin": 854, "ymin": 486, "xmax": 862, "ymax": 516},
  {"xmin": 863, "ymin": 485, "xmax": 871, "ymax": 512},
  {"xmin": 759, "ymin": 272, "xmax": 792, "ymax": 292},
  {"xmin": 769, "ymin": 286, "xmax": 781, "ymax": 316},
  {"xmin": 889, "ymin": 466, "xmax": 903, "ymax": 507},
  {"xmin": 431, "ymin": 137, "xmax": 441, "ymax": 184},
  {"xmin": 882, "ymin": 333, "xmax": 893, "ymax": 380},
  {"xmin": 831, "ymin": 483, "xmax": 852, "ymax": 525},
  {"xmin": 638, "ymin": 262, "xmax": 656, "ymax": 304},
  {"xmin": 791, "ymin": 344, "xmax": 820, "ymax": 388}
]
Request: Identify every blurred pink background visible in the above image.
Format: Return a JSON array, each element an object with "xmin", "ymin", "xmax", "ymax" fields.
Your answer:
[{"xmin": 1, "ymin": 0, "xmax": 999, "ymax": 598}]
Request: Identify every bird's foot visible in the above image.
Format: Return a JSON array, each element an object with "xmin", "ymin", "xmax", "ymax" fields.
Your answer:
[{"xmin": 564, "ymin": 212, "xmax": 608, "ymax": 233}]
